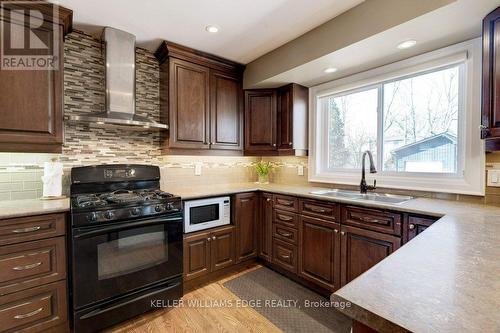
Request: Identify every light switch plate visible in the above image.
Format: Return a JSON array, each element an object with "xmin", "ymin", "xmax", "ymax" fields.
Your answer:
[
  {"xmin": 194, "ymin": 163, "xmax": 202, "ymax": 176},
  {"xmin": 487, "ymin": 169, "xmax": 500, "ymax": 187},
  {"xmin": 297, "ymin": 165, "xmax": 304, "ymax": 176}
]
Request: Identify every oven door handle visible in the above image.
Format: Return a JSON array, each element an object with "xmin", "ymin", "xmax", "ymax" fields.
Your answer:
[
  {"xmin": 73, "ymin": 216, "xmax": 182, "ymax": 239},
  {"xmin": 79, "ymin": 280, "xmax": 182, "ymax": 320}
]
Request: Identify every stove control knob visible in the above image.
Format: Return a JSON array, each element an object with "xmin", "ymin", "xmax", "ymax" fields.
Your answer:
[
  {"xmin": 166, "ymin": 203, "xmax": 174, "ymax": 211},
  {"xmin": 104, "ymin": 211, "xmax": 114, "ymax": 219},
  {"xmin": 131, "ymin": 208, "xmax": 141, "ymax": 216},
  {"xmin": 155, "ymin": 205, "xmax": 163, "ymax": 212},
  {"xmin": 87, "ymin": 212, "xmax": 97, "ymax": 222}
]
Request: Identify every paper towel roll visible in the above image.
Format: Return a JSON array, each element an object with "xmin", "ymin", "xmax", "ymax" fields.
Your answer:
[{"xmin": 41, "ymin": 162, "xmax": 64, "ymax": 197}]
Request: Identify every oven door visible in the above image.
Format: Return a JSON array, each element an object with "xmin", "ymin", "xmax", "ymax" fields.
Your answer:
[{"xmin": 71, "ymin": 213, "xmax": 183, "ymax": 309}]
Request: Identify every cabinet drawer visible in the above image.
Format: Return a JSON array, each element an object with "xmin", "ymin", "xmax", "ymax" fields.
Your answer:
[
  {"xmin": 0, "ymin": 237, "xmax": 66, "ymax": 296},
  {"xmin": 272, "ymin": 223, "xmax": 298, "ymax": 245},
  {"xmin": 272, "ymin": 239, "xmax": 297, "ymax": 273},
  {"xmin": 0, "ymin": 280, "xmax": 67, "ymax": 333},
  {"xmin": 274, "ymin": 195, "xmax": 298, "ymax": 212},
  {"xmin": 273, "ymin": 210, "xmax": 298, "ymax": 228},
  {"xmin": 300, "ymin": 199, "xmax": 339, "ymax": 221},
  {"xmin": 0, "ymin": 214, "xmax": 65, "ymax": 246},
  {"xmin": 342, "ymin": 206, "xmax": 402, "ymax": 236}
]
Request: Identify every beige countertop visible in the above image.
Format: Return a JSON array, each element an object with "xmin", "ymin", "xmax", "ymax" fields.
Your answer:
[
  {"xmin": 2, "ymin": 183, "xmax": 499, "ymax": 333},
  {"xmin": 167, "ymin": 182, "xmax": 500, "ymax": 333},
  {"xmin": 0, "ymin": 197, "xmax": 70, "ymax": 219}
]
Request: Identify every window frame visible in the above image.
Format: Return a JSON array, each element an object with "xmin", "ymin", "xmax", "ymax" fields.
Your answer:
[{"xmin": 309, "ymin": 38, "xmax": 484, "ymax": 195}]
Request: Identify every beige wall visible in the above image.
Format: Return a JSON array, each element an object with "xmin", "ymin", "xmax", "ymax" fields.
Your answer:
[{"xmin": 244, "ymin": 0, "xmax": 456, "ymax": 88}]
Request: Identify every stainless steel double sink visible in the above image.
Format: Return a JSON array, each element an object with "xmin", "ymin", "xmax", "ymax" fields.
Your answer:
[{"xmin": 309, "ymin": 189, "xmax": 413, "ymax": 204}]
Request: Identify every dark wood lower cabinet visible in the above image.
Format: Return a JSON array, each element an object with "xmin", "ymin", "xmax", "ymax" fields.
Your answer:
[
  {"xmin": 234, "ymin": 193, "xmax": 259, "ymax": 262},
  {"xmin": 340, "ymin": 225, "xmax": 401, "ymax": 286},
  {"xmin": 210, "ymin": 226, "xmax": 236, "ymax": 272},
  {"xmin": 298, "ymin": 216, "xmax": 341, "ymax": 292},
  {"xmin": 405, "ymin": 215, "xmax": 438, "ymax": 243},
  {"xmin": 183, "ymin": 231, "xmax": 211, "ymax": 281},
  {"xmin": 258, "ymin": 193, "xmax": 273, "ymax": 262},
  {"xmin": 272, "ymin": 239, "xmax": 297, "ymax": 273},
  {"xmin": 184, "ymin": 226, "xmax": 236, "ymax": 281}
]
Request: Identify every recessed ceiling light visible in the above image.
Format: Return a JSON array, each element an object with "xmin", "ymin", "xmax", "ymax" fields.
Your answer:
[
  {"xmin": 324, "ymin": 67, "xmax": 338, "ymax": 74},
  {"xmin": 397, "ymin": 40, "xmax": 417, "ymax": 49},
  {"xmin": 205, "ymin": 25, "xmax": 219, "ymax": 33}
]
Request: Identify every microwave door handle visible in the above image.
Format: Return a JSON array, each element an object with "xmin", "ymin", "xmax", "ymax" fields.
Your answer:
[{"xmin": 74, "ymin": 216, "xmax": 182, "ymax": 239}]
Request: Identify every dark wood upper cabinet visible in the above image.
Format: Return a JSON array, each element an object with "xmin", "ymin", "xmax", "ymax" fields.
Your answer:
[
  {"xmin": 156, "ymin": 41, "xmax": 244, "ymax": 155},
  {"xmin": 0, "ymin": 4, "xmax": 72, "ymax": 153},
  {"xmin": 234, "ymin": 192, "xmax": 259, "ymax": 262},
  {"xmin": 244, "ymin": 83, "xmax": 308, "ymax": 156},
  {"xmin": 244, "ymin": 90, "xmax": 277, "ymax": 153},
  {"xmin": 299, "ymin": 216, "xmax": 341, "ymax": 292},
  {"xmin": 482, "ymin": 6, "xmax": 500, "ymax": 150},
  {"xmin": 169, "ymin": 59, "xmax": 210, "ymax": 149},
  {"xmin": 340, "ymin": 225, "xmax": 400, "ymax": 286},
  {"xmin": 258, "ymin": 193, "xmax": 273, "ymax": 263},
  {"xmin": 210, "ymin": 70, "xmax": 243, "ymax": 150}
]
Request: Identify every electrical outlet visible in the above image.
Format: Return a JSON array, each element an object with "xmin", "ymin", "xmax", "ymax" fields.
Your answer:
[
  {"xmin": 194, "ymin": 163, "xmax": 202, "ymax": 176},
  {"xmin": 487, "ymin": 169, "xmax": 500, "ymax": 187},
  {"xmin": 297, "ymin": 165, "xmax": 304, "ymax": 176}
]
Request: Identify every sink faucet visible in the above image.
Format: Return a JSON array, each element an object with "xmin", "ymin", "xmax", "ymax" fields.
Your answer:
[{"xmin": 360, "ymin": 150, "xmax": 377, "ymax": 194}]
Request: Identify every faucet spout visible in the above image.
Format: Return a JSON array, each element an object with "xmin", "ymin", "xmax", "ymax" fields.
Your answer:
[{"xmin": 360, "ymin": 150, "xmax": 377, "ymax": 194}]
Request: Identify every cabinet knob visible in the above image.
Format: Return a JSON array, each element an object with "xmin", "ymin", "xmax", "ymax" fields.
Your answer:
[
  {"xmin": 409, "ymin": 224, "xmax": 415, "ymax": 230},
  {"xmin": 340, "ymin": 231, "xmax": 346, "ymax": 236},
  {"xmin": 334, "ymin": 229, "xmax": 339, "ymax": 233},
  {"xmin": 212, "ymin": 236, "xmax": 216, "ymax": 240},
  {"xmin": 272, "ymin": 144, "xmax": 276, "ymax": 147},
  {"xmin": 289, "ymin": 142, "xmax": 293, "ymax": 145},
  {"xmin": 479, "ymin": 125, "xmax": 487, "ymax": 130},
  {"xmin": 266, "ymin": 198, "xmax": 271, "ymax": 202},
  {"xmin": 207, "ymin": 237, "xmax": 211, "ymax": 241}
]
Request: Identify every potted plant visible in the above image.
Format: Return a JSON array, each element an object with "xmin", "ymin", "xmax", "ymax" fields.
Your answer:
[{"xmin": 255, "ymin": 161, "xmax": 272, "ymax": 184}]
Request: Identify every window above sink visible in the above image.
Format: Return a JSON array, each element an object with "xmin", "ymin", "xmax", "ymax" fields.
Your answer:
[{"xmin": 309, "ymin": 39, "xmax": 484, "ymax": 196}]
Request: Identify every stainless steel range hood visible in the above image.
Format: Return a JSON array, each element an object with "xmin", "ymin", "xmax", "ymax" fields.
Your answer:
[{"xmin": 66, "ymin": 27, "xmax": 167, "ymax": 129}]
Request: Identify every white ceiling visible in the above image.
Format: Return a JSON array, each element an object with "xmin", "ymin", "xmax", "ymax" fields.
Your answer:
[
  {"xmin": 51, "ymin": 0, "xmax": 364, "ymax": 64},
  {"xmin": 259, "ymin": 0, "xmax": 500, "ymax": 87}
]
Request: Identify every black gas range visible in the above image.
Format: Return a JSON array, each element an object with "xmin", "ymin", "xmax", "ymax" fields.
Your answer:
[{"xmin": 69, "ymin": 165, "xmax": 183, "ymax": 333}]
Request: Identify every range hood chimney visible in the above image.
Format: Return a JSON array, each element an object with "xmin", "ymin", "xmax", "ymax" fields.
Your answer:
[{"xmin": 66, "ymin": 27, "xmax": 167, "ymax": 129}]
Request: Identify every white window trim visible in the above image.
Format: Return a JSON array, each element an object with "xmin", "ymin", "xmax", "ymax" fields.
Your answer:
[{"xmin": 308, "ymin": 38, "xmax": 485, "ymax": 196}]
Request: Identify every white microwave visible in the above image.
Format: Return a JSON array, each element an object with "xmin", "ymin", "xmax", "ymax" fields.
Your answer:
[{"xmin": 183, "ymin": 196, "xmax": 230, "ymax": 233}]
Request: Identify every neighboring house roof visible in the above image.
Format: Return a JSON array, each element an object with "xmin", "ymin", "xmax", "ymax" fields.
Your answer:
[{"xmin": 391, "ymin": 132, "xmax": 457, "ymax": 157}]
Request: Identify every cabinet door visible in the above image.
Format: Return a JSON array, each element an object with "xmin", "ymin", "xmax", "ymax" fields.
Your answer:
[
  {"xmin": 483, "ymin": 7, "xmax": 500, "ymax": 141},
  {"xmin": 183, "ymin": 231, "xmax": 211, "ymax": 281},
  {"xmin": 406, "ymin": 215, "xmax": 437, "ymax": 243},
  {"xmin": 210, "ymin": 70, "xmax": 243, "ymax": 150},
  {"xmin": 234, "ymin": 192, "xmax": 258, "ymax": 262},
  {"xmin": 169, "ymin": 58, "xmax": 210, "ymax": 149},
  {"xmin": 0, "ymin": 25, "xmax": 63, "ymax": 153},
  {"xmin": 210, "ymin": 226, "xmax": 235, "ymax": 272},
  {"xmin": 277, "ymin": 85, "xmax": 293, "ymax": 150},
  {"xmin": 340, "ymin": 225, "xmax": 400, "ymax": 286},
  {"xmin": 299, "ymin": 216, "xmax": 341, "ymax": 292},
  {"xmin": 259, "ymin": 193, "xmax": 273, "ymax": 262},
  {"xmin": 244, "ymin": 90, "xmax": 277, "ymax": 152}
]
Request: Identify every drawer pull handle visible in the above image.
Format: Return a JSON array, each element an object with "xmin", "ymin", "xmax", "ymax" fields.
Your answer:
[
  {"xmin": 277, "ymin": 230, "xmax": 292, "ymax": 237},
  {"xmin": 12, "ymin": 262, "xmax": 42, "ymax": 271},
  {"xmin": 305, "ymin": 205, "xmax": 327, "ymax": 213},
  {"xmin": 277, "ymin": 214, "xmax": 293, "ymax": 221},
  {"xmin": 12, "ymin": 226, "xmax": 41, "ymax": 233},
  {"xmin": 279, "ymin": 254, "xmax": 290, "ymax": 259},
  {"xmin": 14, "ymin": 307, "xmax": 43, "ymax": 319},
  {"xmin": 277, "ymin": 199, "xmax": 293, "ymax": 206},
  {"xmin": 355, "ymin": 215, "xmax": 381, "ymax": 224}
]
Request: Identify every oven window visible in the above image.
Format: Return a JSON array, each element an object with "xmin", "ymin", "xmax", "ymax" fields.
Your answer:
[
  {"xmin": 97, "ymin": 225, "xmax": 168, "ymax": 280},
  {"xmin": 190, "ymin": 204, "xmax": 219, "ymax": 225}
]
